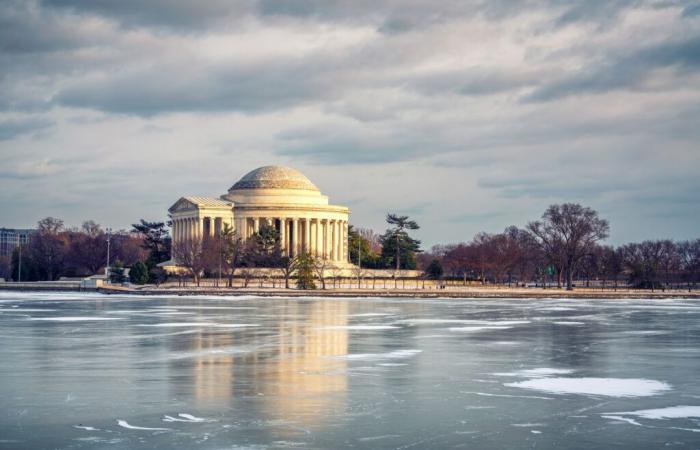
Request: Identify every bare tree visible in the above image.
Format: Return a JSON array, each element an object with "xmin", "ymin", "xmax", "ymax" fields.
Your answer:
[
  {"xmin": 313, "ymin": 257, "xmax": 330, "ymax": 289},
  {"xmin": 278, "ymin": 256, "xmax": 295, "ymax": 289},
  {"xmin": 220, "ymin": 225, "xmax": 243, "ymax": 287},
  {"xmin": 527, "ymin": 203, "xmax": 609, "ymax": 290},
  {"xmin": 351, "ymin": 264, "xmax": 366, "ymax": 289},
  {"xmin": 171, "ymin": 236, "xmax": 206, "ymax": 286},
  {"xmin": 620, "ymin": 241, "xmax": 665, "ymax": 291},
  {"xmin": 30, "ymin": 217, "xmax": 67, "ymax": 281},
  {"xmin": 357, "ymin": 227, "xmax": 382, "ymax": 253},
  {"xmin": 678, "ymin": 239, "xmax": 700, "ymax": 291}
]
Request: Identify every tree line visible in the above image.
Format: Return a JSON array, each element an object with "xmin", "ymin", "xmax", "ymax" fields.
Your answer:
[
  {"xmin": 3, "ymin": 203, "xmax": 698, "ymax": 291},
  {"xmin": 413, "ymin": 204, "xmax": 700, "ymax": 291},
  {"xmin": 0, "ymin": 217, "xmax": 170, "ymax": 284}
]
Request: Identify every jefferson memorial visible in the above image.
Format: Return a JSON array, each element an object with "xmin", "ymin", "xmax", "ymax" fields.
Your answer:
[{"xmin": 167, "ymin": 166, "xmax": 350, "ymax": 266}]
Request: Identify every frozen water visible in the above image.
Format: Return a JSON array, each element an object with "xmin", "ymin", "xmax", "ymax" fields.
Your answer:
[
  {"xmin": 505, "ymin": 378, "xmax": 672, "ymax": 397},
  {"xmin": 117, "ymin": 420, "xmax": 170, "ymax": 431},
  {"xmin": 448, "ymin": 325, "xmax": 513, "ymax": 332},
  {"xmin": 163, "ymin": 413, "xmax": 214, "ymax": 423},
  {"xmin": 493, "ymin": 368, "xmax": 574, "ymax": 378},
  {"xmin": 604, "ymin": 406, "xmax": 700, "ymax": 419},
  {"xmin": 1, "ymin": 292, "xmax": 700, "ymax": 449},
  {"xmin": 27, "ymin": 316, "xmax": 123, "ymax": 321}
]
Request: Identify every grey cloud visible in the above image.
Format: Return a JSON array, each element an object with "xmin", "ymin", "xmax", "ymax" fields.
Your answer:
[
  {"xmin": 525, "ymin": 34, "xmax": 700, "ymax": 101},
  {"xmin": 682, "ymin": 2, "xmax": 700, "ymax": 17},
  {"xmin": 0, "ymin": 118, "xmax": 53, "ymax": 140},
  {"xmin": 41, "ymin": 0, "xmax": 252, "ymax": 30},
  {"xmin": 38, "ymin": 0, "xmax": 662, "ymax": 33},
  {"xmin": 53, "ymin": 61, "xmax": 326, "ymax": 115},
  {"xmin": 406, "ymin": 70, "xmax": 540, "ymax": 97}
]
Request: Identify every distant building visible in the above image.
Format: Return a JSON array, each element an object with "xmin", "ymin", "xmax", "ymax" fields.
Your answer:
[
  {"xmin": 0, "ymin": 228, "xmax": 34, "ymax": 257},
  {"xmin": 165, "ymin": 165, "xmax": 351, "ymax": 266}
]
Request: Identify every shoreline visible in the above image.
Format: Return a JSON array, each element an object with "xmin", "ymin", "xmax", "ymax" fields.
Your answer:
[{"xmin": 2, "ymin": 283, "xmax": 699, "ymax": 299}]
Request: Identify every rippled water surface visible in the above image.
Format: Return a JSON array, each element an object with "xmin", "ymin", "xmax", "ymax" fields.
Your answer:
[{"xmin": 1, "ymin": 292, "xmax": 700, "ymax": 449}]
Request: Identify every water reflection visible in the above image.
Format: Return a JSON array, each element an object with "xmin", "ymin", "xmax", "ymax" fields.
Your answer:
[
  {"xmin": 262, "ymin": 301, "xmax": 348, "ymax": 428},
  {"xmin": 173, "ymin": 300, "xmax": 349, "ymax": 429}
]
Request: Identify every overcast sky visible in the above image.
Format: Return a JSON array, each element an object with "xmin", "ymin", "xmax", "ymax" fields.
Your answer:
[{"xmin": 1, "ymin": 0, "xmax": 699, "ymax": 247}]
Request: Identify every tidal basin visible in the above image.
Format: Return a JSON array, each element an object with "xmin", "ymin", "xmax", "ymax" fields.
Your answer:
[{"xmin": 1, "ymin": 293, "xmax": 699, "ymax": 449}]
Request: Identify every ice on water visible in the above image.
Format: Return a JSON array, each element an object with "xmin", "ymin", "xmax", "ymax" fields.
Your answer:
[
  {"xmin": 1, "ymin": 292, "xmax": 700, "ymax": 449},
  {"xmin": 505, "ymin": 377, "xmax": 672, "ymax": 397}
]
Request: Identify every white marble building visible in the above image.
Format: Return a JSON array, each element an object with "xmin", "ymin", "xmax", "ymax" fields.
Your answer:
[{"xmin": 167, "ymin": 166, "xmax": 350, "ymax": 265}]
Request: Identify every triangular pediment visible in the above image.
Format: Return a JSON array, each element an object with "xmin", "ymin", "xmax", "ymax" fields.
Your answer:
[
  {"xmin": 168, "ymin": 196, "xmax": 233, "ymax": 213},
  {"xmin": 168, "ymin": 197, "xmax": 198, "ymax": 213}
]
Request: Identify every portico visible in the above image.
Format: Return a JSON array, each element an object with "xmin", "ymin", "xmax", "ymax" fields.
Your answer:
[{"xmin": 168, "ymin": 166, "xmax": 350, "ymax": 264}]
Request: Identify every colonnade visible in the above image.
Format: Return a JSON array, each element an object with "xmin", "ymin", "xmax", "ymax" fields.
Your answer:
[
  {"xmin": 172, "ymin": 215, "xmax": 348, "ymax": 262},
  {"xmin": 172, "ymin": 216, "xmax": 230, "ymax": 243},
  {"xmin": 237, "ymin": 216, "xmax": 348, "ymax": 262}
]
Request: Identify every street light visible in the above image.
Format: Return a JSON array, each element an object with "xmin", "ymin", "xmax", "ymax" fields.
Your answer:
[
  {"xmin": 16, "ymin": 232, "xmax": 22, "ymax": 283},
  {"xmin": 106, "ymin": 228, "xmax": 112, "ymax": 275}
]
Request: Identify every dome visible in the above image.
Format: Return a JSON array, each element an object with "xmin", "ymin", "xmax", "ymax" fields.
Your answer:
[{"xmin": 229, "ymin": 165, "xmax": 319, "ymax": 191}]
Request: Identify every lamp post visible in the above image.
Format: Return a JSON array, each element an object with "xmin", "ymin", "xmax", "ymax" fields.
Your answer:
[
  {"xmin": 218, "ymin": 229, "xmax": 222, "ymax": 288},
  {"xmin": 16, "ymin": 233, "xmax": 22, "ymax": 283},
  {"xmin": 106, "ymin": 228, "xmax": 112, "ymax": 276},
  {"xmin": 357, "ymin": 232, "xmax": 361, "ymax": 289}
]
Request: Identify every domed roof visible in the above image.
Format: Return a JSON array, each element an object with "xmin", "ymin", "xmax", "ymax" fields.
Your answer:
[{"xmin": 230, "ymin": 165, "xmax": 319, "ymax": 191}]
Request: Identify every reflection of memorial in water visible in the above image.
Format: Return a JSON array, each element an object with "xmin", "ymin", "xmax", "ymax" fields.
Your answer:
[
  {"xmin": 190, "ymin": 331, "xmax": 234, "ymax": 406},
  {"xmin": 261, "ymin": 300, "xmax": 349, "ymax": 428}
]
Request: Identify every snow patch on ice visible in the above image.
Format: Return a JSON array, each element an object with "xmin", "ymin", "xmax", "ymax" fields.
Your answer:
[
  {"xmin": 28, "ymin": 316, "xmax": 123, "ymax": 322},
  {"xmin": 461, "ymin": 391, "xmax": 554, "ymax": 400},
  {"xmin": 335, "ymin": 349, "xmax": 421, "ymax": 361},
  {"xmin": 601, "ymin": 415, "xmax": 643, "ymax": 426},
  {"xmin": 505, "ymin": 378, "xmax": 671, "ymax": 397},
  {"xmin": 449, "ymin": 326, "xmax": 512, "ymax": 332},
  {"xmin": 163, "ymin": 413, "xmax": 215, "ymax": 423},
  {"xmin": 141, "ymin": 322, "xmax": 215, "ymax": 327},
  {"xmin": 350, "ymin": 313, "xmax": 394, "ymax": 317},
  {"xmin": 402, "ymin": 319, "xmax": 529, "ymax": 327},
  {"xmin": 116, "ymin": 420, "xmax": 170, "ymax": 431},
  {"xmin": 322, "ymin": 325, "xmax": 398, "ymax": 330},
  {"xmin": 154, "ymin": 306, "xmax": 257, "ymax": 310},
  {"xmin": 603, "ymin": 406, "xmax": 700, "ymax": 420},
  {"xmin": 552, "ymin": 321, "xmax": 585, "ymax": 326},
  {"xmin": 494, "ymin": 368, "xmax": 574, "ymax": 378}
]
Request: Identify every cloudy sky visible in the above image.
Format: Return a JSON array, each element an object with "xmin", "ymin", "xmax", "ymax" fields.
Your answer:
[{"xmin": 1, "ymin": 0, "xmax": 699, "ymax": 247}]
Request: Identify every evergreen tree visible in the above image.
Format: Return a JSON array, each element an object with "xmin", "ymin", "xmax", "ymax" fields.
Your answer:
[
  {"xmin": 348, "ymin": 225, "xmax": 382, "ymax": 268},
  {"xmin": 380, "ymin": 214, "xmax": 421, "ymax": 270},
  {"xmin": 426, "ymin": 259, "xmax": 444, "ymax": 280},
  {"xmin": 109, "ymin": 260, "xmax": 127, "ymax": 284},
  {"xmin": 129, "ymin": 261, "xmax": 149, "ymax": 284},
  {"xmin": 131, "ymin": 220, "xmax": 171, "ymax": 264}
]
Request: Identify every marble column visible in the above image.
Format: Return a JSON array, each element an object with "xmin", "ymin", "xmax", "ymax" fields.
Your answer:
[
  {"xmin": 342, "ymin": 221, "xmax": 347, "ymax": 261},
  {"xmin": 253, "ymin": 217, "xmax": 260, "ymax": 235},
  {"xmin": 328, "ymin": 220, "xmax": 336, "ymax": 261},
  {"xmin": 303, "ymin": 218, "xmax": 310, "ymax": 254},
  {"xmin": 336, "ymin": 220, "xmax": 342, "ymax": 262},
  {"xmin": 316, "ymin": 219, "xmax": 322, "ymax": 258},
  {"xmin": 292, "ymin": 218, "xmax": 299, "ymax": 257}
]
